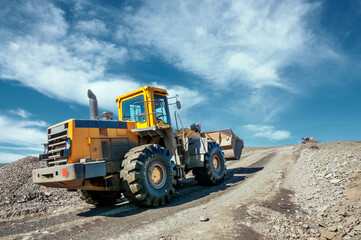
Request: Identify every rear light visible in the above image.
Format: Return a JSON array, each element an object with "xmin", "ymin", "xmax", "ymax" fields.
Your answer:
[{"xmin": 62, "ymin": 168, "xmax": 67, "ymax": 177}]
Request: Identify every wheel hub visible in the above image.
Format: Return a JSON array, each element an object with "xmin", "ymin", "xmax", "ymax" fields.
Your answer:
[
  {"xmin": 152, "ymin": 166, "xmax": 162, "ymax": 184},
  {"xmin": 212, "ymin": 155, "xmax": 221, "ymax": 173},
  {"xmin": 148, "ymin": 161, "xmax": 167, "ymax": 189}
]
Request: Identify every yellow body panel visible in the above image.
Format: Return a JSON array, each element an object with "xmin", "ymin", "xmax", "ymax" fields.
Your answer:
[
  {"xmin": 115, "ymin": 86, "xmax": 168, "ymax": 104},
  {"xmin": 47, "ymin": 119, "xmax": 138, "ymax": 164}
]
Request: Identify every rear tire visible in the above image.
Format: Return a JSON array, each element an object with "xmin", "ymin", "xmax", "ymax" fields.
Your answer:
[
  {"xmin": 194, "ymin": 142, "xmax": 226, "ymax": 185},
  {"xmin": 80, "ymin": 190, "xmax": 119, "ymax": 206},
  {"xmin": 120, "ymin": 144, "xmax": 176, "ymax": 207}
]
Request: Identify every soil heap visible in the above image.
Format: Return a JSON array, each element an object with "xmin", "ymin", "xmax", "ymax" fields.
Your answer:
[{"xmin": 0, "ymin": 157, "xmax": 84, "ymax": 219}]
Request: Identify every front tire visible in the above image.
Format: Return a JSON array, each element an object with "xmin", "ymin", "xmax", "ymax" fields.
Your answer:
[
  {"xmin": 120, "ymin": 144, "xmax": 176, "ymax": 207},
  {"xmin": 194, "ymin": 142, "xmax": 226, "ymax": 185}
]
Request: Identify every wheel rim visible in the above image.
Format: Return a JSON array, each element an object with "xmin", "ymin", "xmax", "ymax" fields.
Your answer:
[
  {"xmin": 148, "ymin": 161, "xmax": 167, "ymax": 189},
  {"xmin": 212, "ymin": 155, "xmax": 221, "ymax": 173}
]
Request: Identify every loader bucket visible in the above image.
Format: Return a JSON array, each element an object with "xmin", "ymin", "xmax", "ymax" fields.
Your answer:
[{"xmin": 202, "ymin": 129, "xmax": 244, "ymax": 160}]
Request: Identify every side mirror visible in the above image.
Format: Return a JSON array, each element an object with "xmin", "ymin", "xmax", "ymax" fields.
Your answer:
[{"xmin": 176, "ymin": 100, "xmax": 181, "ymax": 110}]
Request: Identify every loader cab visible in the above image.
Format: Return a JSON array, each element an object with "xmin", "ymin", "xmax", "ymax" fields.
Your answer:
[{"xmin": 116, "ymin": 86, "xmax": 171, "ymax": 129}]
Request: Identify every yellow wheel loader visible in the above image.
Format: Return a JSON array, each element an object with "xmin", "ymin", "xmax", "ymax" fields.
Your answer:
[{"xmin": 33, "ymin": 86, "xmax": 244, "ymax": 207}]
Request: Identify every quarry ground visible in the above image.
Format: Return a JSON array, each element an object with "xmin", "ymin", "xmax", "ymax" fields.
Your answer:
[{"xmin": 0, "ymin": 141, "xmax": 360, "ymax": 240}]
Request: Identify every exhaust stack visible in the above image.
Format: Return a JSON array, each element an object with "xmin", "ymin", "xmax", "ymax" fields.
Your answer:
[{"xmin": 88, "ymin": 89, "xmax": 99, "ymax": 120}]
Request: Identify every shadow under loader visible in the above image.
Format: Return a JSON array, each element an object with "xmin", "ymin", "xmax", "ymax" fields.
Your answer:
[{"xmin": 77, "ymin": 163, "xmax": 264, "ymax": 219}]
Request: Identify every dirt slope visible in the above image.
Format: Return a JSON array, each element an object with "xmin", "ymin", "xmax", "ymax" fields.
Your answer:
[
  {"xmin": 0, "ymin": 157, "xmax": 84, "ymax": 219},
  {"xmin": 0, "ymin": 141, "xmax": 360, "ymax": 240}
]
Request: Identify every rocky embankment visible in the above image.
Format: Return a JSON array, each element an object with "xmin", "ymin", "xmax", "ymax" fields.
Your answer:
[
  {"xmin": 0, "ymin": 142, "xmax": 359, "ymax": 240},
  {"xmin": 269, "ymin": 142, "xmax": 361, "ymax": 239},
  {"xmin": 0, "ymin": 157, "xmax": 83, "ymax": 219}
]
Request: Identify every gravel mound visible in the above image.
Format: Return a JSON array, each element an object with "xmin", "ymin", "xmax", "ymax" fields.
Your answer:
[
  {"xmin": 1, "ymin": 141, "xmax": 360, "ymax": 240},
  {"xmin": 273, "ymin": 141, "xmax": 361, "ymax": 239},
  {"xmin": 0, "ymin": 157, "xmax": 84, "ymax": 219}
]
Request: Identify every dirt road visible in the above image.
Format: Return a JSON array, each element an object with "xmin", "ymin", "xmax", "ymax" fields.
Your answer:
[{"xmin": 1, "ymin": 142, "xmax": 360, "ymax": 239}]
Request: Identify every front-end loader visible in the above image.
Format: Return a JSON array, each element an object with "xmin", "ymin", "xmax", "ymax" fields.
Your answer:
[{"xmin": 33, "ymin": 86, "xmax": 244, "ymax": 207}]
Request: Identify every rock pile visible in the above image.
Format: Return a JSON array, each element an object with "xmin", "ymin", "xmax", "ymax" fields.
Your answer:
[
  {"xmin": 0, "ymin": 156, "xmax": 83, "ymax": 219},
  {"xmin": 275, "ymin": 141, "xmax": 361, "ymax": 239}
]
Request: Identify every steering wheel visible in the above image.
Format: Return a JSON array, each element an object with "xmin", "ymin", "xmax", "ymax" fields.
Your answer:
[{"xmin": 156, "ymin": 113, "xmax": 164, "ymax": 121}]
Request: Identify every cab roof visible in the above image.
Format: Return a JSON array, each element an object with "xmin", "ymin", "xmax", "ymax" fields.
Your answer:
[{"xmin": 115, "ymin": 86, "xmax": 168, "ymax": 103}]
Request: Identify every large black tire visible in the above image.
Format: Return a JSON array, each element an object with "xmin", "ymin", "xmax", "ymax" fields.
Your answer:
[
  {"xmin": 120, "ymin": 144, "xmax": 176, "ymax": 207},
  {"xmin": 80, "ymin": 190, "xmax": 119, "ymax": 206},
  {"xmin": 194, "ymin": 142, "xmax": 226, "ymax": 185}
]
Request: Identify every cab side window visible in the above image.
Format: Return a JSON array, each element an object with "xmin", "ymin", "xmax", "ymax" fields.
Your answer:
[
  {"xmin": 154, "ymin": 95, "xmax": 170, "ymax": 124},
  {"xmin": 122, "ymin": 95, "xmax": 146, "ymax": 122}
]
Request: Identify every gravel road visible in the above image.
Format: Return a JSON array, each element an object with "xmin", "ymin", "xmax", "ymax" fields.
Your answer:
[{"xmin": 0, "ymin": 141, "xmax": 360, "ymax": 240}]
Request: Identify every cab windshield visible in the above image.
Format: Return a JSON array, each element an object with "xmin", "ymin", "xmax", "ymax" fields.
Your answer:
[{"xmin": 122, "ymin": 95, "xmax": 146, "ymax": 122}]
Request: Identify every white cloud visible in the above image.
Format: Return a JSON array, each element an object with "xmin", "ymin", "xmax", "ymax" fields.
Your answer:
[
  {"xmin": 148, "ymin": 83, "xmax": 206, "ymax": 128},
  {"xmin": 0, "ymin": 35, "xmax": 131, "ymax": 110},
  {"xmin": 0, "ymin": 109, "xmax": 46, "ymax": 161},
  {"xmin": 0, "ymin": 0, "xmax": 339, "ymax": 129},
  {"xmin": 152, "ymin": 83, "xmax": 205, "ymax": 110},
  {"xmin": 0, "ymin": 114, "xmax": 47, "ymax": 148},
  {"xmin": 21, "ymin": 1, "xmax": 68, "ymax": 41},
  {"xmin": 0, "ymin": 152, "xmax": 28, "ymax": 163},
  {"xmin": 127, "ymin": 0, "xmax": 330, "ymax": 89},
  {"xmin": 75, "ymin": 19, "xmax": 109, "ymax": 36},
  {"xmin": 245, "ymin": 124, "xmax": 290, "ymax": 140},
  {"xmin": 0, "ymin": 1, "xmax": 132, "ymax": 111},
  {"xmin": 124, "ymin": 0, "xmax": 341, "ymax": 123},
  {"xmin": 0, "ymin": 111, "xmax": 45, "ymax": 162},
  {"xmin": 8, "ymin": 108, "xmax": 32, "ymax": 119},
  {"xmin": 0, "ymin": 0, "xmax": 201, "ymax": 117},
  {"xmin": 0, "ymin": 146, "xmax": 42, "ymax": 152},
  {"xmin": 231, "ymin": 88, "xmax": 290, "ymax": 122}
]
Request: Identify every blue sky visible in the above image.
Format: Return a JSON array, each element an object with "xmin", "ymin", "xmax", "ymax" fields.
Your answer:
[{"xmin": 0, "ymin": 0, "xmax": 360, "ymax": 162}]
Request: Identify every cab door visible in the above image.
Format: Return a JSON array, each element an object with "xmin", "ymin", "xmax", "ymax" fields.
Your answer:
[
  {"xmin": 120, "ymin": 94, "xmax": 148, "ymax": 129},
  {"xmin": 153, "ymin": 94, "xmax": 171, "ymax": 127}
]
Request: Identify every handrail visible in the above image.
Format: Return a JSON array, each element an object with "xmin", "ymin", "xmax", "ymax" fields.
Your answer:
[{"xmin": 174, "ymin": 111, "xmax": 185, "ymax": 146}]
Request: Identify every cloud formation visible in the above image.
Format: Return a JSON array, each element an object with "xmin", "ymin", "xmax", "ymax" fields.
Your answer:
[
  {"xmin": 0, "ymin": 0, "xmax": 340, "ymax": 154},
  {"xmin": 0, "ymin": 0, "xmax": 131, "ymax": 111},
  {"xmin": 0, "ymin": 0, "xmax": 204, "ymax": 114},
  {"xmin": 0, "ymin": 152, "xmax": 28, "ymax": 164},
  {"xmin": 0, "ymin": 114, "xmax": 47, "ymax": 147},
  {"xmin": 0, "ymin": 107, "xmax": 47, "ymax": 162},
  {"xmin": 0, "ymin": 106, "xmax": 47, "ymax": 162},
  {"xmin": 123, "ymin": 0, "xmax": 340, "ymax": 124},
  {"xmin": 8, "ymin": 108, "xmax": 32, "ymax": 119},
  {"xmin": 75, "ymin": 19, "xmax": 109, "ymax": 36},
  {"xmin": 245, "ymin": 124, "xmax": 291, "ymax": 140},
  {"xmin": 128, "ymin": 0, "xmax": 326, "ymax": 89}
]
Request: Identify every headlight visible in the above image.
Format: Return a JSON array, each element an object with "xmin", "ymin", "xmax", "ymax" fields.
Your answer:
[
  {"xmin": 43, "ymin": 144, "xmax": 48, "ymax": 153},
  {"xmin": 66, "ymin": 138, "xmax": 71, "ymax": 149}
]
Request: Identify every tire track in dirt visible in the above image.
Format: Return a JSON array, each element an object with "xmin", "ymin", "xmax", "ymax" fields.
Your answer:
[{"xmin": 0, "ymin": 149, "xmax": 278, "ymax": 240}]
